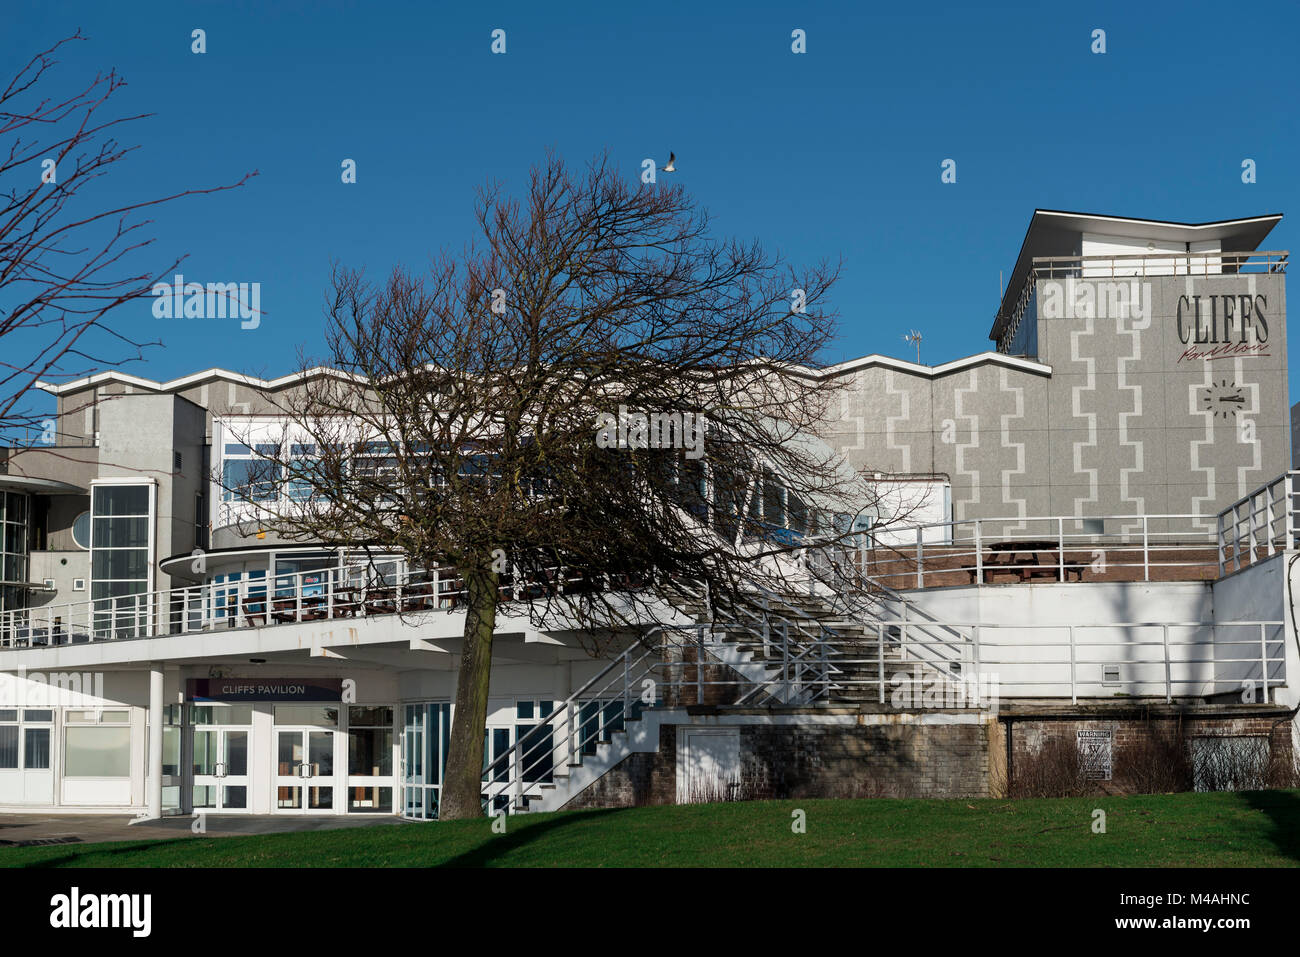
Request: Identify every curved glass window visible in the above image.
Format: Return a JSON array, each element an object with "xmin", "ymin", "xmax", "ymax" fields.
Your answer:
[{"xmin": 71, "ymin": 511, "xmax": 90, "ymax": 549}]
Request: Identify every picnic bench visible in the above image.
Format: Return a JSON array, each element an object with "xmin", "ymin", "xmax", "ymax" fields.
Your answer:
[{"xmin": 968, "ymin": 540, "xmax": 1087, "ymax": 584}]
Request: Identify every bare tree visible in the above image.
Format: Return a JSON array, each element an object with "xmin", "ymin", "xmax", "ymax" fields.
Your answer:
[
  {"xmin": 0, "ymin": 31, "xmax": 254, "ymax": 440},
  {"xmin": 237, "ymin": 152, "xmax": 885, "ymax": 818}
]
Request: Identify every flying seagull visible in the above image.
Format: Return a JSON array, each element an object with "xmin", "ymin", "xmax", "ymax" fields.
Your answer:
[{"xmin": 662, "ymin": 151, "xmax": 676, "ymax": 173}]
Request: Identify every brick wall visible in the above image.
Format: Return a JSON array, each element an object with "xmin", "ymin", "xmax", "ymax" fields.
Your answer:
[
  {"xmin": 562, "ymin": 718, "xmax": 994, "ymax": 809},
  {"xmin": 1008, "ymin": 712, "xmax": 1295, "ymax": 795},
  {"xmin": 737, "ymin": 723, "xmax": 990, "ymax": 800},
  {"xmin": 562, "ymin": 724, "xmax": 677, "ymax": 810}
]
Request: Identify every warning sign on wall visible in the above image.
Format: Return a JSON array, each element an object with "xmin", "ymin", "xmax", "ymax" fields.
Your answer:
[{"xmin": 1077, "ymin": 729, "xmax": 1113, "ymax": 781}]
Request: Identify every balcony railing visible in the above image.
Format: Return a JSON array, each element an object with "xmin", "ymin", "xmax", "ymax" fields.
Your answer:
[
  {"xmin": 0, "ymin": 562, "xmax": 601, "ymax": 649},
  {"xmin": 809, "ymin": 513, "xmax": 1227, "ymax": 591},
  {"xmin": 1216, "ymin": 472, "xmax": 1299, "ymax": 576},
  {"xmin": 1032, "ymin": 249, "xmax": 1289, "ymax": 280}
]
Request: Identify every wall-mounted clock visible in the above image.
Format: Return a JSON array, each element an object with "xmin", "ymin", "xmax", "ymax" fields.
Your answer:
[{"xmin": 1198, "ymin": 380, "xmax": 1247, "ymax": 418}]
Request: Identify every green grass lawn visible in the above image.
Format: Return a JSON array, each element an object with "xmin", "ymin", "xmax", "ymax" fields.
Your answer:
[{"xmin": 4, "ymin": 790, "xmax": 1300, "ymax": 867}]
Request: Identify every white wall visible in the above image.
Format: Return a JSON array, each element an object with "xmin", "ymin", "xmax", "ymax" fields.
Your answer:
[
  {"xmin": 868, "ymin": 478, "xmax": 952, "ymax": 545},
  {"xmin": 894, "ymin": 580, "xmax": 1274, "ymax": 699},
  {"xmin": 1081, "ymin": 233, "xmax": 1222, "ymax": 276}
]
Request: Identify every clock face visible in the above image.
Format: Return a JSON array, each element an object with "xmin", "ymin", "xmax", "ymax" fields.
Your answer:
[{"xmin": 1199, "ymin": 379, "xmax": 1247, "ymax": 418}]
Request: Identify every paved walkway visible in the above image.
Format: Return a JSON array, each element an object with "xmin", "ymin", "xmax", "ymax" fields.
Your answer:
[{"xmin": 0, "ymin": 813, "xmax": 408, "ymax": 847}]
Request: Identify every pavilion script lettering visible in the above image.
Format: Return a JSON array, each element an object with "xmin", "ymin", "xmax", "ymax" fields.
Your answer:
[{"xmin": 1176, "ymin": 294, "xmax": 1270, "ymax": 361}]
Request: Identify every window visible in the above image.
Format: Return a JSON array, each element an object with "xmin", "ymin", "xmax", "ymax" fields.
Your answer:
[
  {"xmin": 348, "ymin": 705, "xmax": 394, "ymax": 810},
  {"xmin": 188, "ymin": 704, "xmax": 253, "ymax": 726},
  {"xmin": 0, "ymin": 725, "xmax": 16, "ymax": 769},
  {"xmin": 23, "ymin": 728, "xmax": 50, "ymax": 769},
  {"xmin": 71, "ymin": 511, "xmax": 90, "ymax": 549},
  {"xmin": 209, "ymin": 571, "xmax": 266, "ymax": 624},
  {"xmin": 273, "ymin": 705, "xmax": 338, "ymax": 727},
  {"xmin": 221, "ymin": 459, "xmax": 280, "ymax": 502},
  {"xmin": 0, "ymin": 492, "xmax": 29, "ymax": 613},
  {"xmin": 1, "ymin": 703, "xmax": 54, "ymax": 771},
  {"xmin": 64, "ymin": 726, "xmax": 131, "ymax": 777},
  {"xmin": 90, "ymin": 483, "xmax": 153, "ymax": 638}
]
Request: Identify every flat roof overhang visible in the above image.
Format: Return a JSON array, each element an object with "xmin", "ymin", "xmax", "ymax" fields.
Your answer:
[{"xmin": 0, "ymin": 475, "xmax": 87, "ymax": 495}]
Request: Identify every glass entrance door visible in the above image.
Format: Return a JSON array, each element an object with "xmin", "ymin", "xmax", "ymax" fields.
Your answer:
[
  {"xmin": 401, "ymin": 702, "xmax": 450, "ymax": 819},
  {"xmin": 275, "ymin": 729, "xmax": 335, "ymax": 812},
  {"xmin": 193, "ymin": 728, "xmax": 250, "ymax": 811}
]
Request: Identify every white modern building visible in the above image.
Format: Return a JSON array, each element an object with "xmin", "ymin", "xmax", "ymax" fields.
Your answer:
[{"xmin": 0, "ymin": 209, "xmax": 1296, "ymax": 818}]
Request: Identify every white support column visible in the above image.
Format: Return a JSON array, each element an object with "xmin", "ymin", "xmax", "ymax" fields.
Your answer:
[{"xmin": 147, "ymin": 663, "xmax": 164, "ymax": 819}]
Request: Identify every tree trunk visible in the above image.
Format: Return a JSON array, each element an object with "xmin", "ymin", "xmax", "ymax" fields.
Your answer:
[{"xmin": 439, "ymin": 566, "xmax": 500, "ymax": 819}]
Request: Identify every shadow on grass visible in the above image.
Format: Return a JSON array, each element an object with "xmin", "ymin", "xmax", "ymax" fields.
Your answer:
[
  {"xmin": 437, "ymin": 807, "xmax": 624, "ymax": 868},
  {"xmin": 16, "ymin": 838, "xmax": 202, "ymax": 869},
  {"xmin": 1240, "ymin": 789, "xmax": 1300, "ymax": 865}
]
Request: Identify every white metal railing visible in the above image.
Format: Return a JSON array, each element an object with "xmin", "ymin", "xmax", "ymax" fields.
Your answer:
[
  {"xmin": 829, "ymin": 619, "xmax": 1286, "ymax": 706},
  {"xmin": 475, "ymin": 608, "xmax": 1285, "ymax": 814},
  {"xmin": 1216, "ymin": 472, "xmax": 1299, "ymax": 576},
  {"xmin": 1032, "ymin": 250, "xmax": 1289, "ymax": 280},
  {"xmin": 0, "ymin": 561, "xmax": 599, "ymax": 649},
  {"xmin": 804, "ymin": 513, "xmax": 1225, "ymax": 591}
]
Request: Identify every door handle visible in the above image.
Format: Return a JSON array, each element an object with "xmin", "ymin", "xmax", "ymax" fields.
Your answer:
[{"xmin": 215, "ymin": 762, "xmax": 226, "ymax": 778}]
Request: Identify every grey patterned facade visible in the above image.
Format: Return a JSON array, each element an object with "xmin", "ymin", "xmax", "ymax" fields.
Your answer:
[{"xmin": 822, "ymin": 210, "xmax": 1289, "ymax": 530}]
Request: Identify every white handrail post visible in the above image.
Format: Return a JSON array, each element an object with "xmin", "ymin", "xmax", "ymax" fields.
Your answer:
[
  {"xmin": 696, "ymin": 624, "xmax": 705, "ymax": 705},
  {"xmin": 974, "ymin": 521, "xmax": 982, "ymax": 585},
  {"xmin": 295, "ymin": 570, "xmax": 303, "ymax": 621},
  {"xmin": 782, "ymin": 622, "xmax": 790, "ymax": 691},
  {"xmin": 1288, "ymin": 473, "xmax": 1297, "ymax": 550},
  {"xmin": 1162, "ymin": 624, "xmax": 1172, "ymax": 704},
  {"xmin": 972, "ymin": 624, "xmax": 981, "ymax": 706},
  {"xmin": 1266, "ymin": 482, "xmax": 1277, "ymax": 557},
  {"xmin": 1142, "ymin": 515, "xmax": 1150, "ymax": 581},
  {"xmin": 1260, "ymin": 623, "xmax": 1270, "ymax": 704},
  {"xmin": 1217, "ymin": 511, "xmax": 1227, "ymax": 577},
  {"xmin": 1068, "ymin": 625, "xmax": 1076, "ymax": 704},
  {"xmin": 567, "ymin": 700, "xmax": 577, "ymax": 767},
  {"xmin": 1057, "ymin": 517, "xmax": 1065, "ymax": 582},
  {"xmin": 1248, "ymin": 495, "xmax": 1258, "ymax": 566},
  {"xmin": 623, "ymin": 653, "xmax": 631, "ymax": 720},
  {"xmin": 327, "ymin": 568, "xmax": 335, "ymax": 620},
  {"xmin": 877, "ymin": 622, "xmax": 885, "ymax": 705},
  {"xmin": 916, "ymin": 527, "xmax": 924, "ymax": 588},
  {"xmin": 512, "ymin": 741, "xmax": 523, "ymax": 811}
]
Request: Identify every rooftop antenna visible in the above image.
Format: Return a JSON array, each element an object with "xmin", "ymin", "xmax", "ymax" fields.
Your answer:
[{"xmin": 903, "ymin": 329, "xmax": 923, "ymax": 365}]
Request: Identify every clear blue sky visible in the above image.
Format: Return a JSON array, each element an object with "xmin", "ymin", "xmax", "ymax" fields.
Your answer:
[{"xmin": 7, "ymin": 0, "xmax": 1299, "ymax": 398}]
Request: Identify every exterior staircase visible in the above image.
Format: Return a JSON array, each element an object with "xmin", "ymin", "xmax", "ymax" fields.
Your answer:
[{"xmin": 479, "ymin": 582, "xmax": 978, "ymax": 815}]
